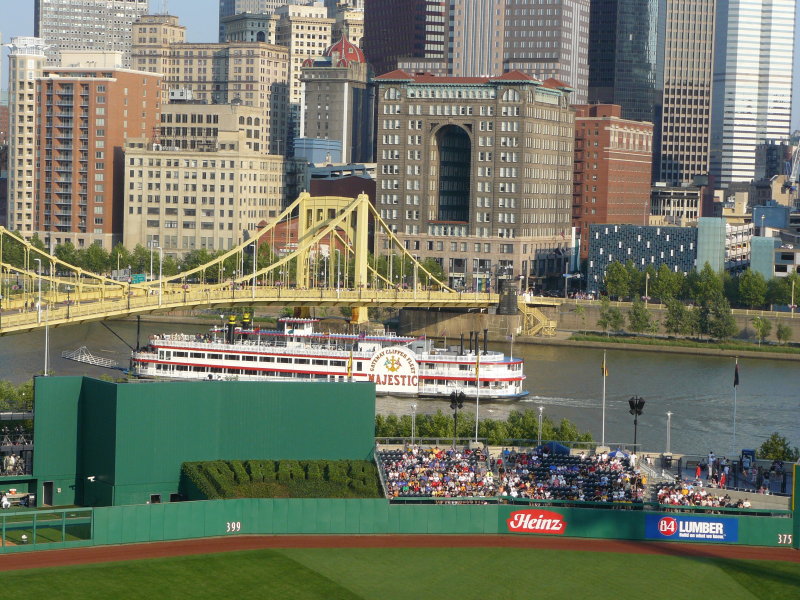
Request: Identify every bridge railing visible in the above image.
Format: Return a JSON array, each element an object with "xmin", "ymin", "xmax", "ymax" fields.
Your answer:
[{"xmin": 0, "ymin": 286, "xmax": 499, "ymax": 332}]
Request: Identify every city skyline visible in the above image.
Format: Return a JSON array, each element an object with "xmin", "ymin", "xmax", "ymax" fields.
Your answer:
[{"xmin": 1, "ymin": 0, "xmax": 798, "ymax": 131}]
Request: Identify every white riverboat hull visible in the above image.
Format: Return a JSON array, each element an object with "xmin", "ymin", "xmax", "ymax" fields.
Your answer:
[{"xmin": 130, "ymin": 318, "xmax": 528, "ymax": 400}]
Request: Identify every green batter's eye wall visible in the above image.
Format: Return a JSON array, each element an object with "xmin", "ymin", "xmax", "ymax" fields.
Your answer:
[{"xmin": 31, "ymin": 377, "xmax": 377, "ymax": 507}]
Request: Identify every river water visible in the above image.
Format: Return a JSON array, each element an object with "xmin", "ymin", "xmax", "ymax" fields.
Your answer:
[{"xmin": 0, "ymin": 320, "xmax": 796, "ymax": 456}]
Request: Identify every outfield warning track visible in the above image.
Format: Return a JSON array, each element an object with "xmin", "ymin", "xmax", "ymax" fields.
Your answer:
[{"xmin": 0, "ymin": 535, "xmax": 797, "ymax": 572}]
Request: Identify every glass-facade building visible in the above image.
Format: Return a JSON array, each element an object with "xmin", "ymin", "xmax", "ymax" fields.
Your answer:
[{"xmin": 588, "ymin": 0, "xmax": 666, "ymax": 124}]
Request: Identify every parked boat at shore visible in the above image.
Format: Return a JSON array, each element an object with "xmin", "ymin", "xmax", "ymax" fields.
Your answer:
[{"xmin": 130, "ymin": 317, "xmax": 527, "ymax": 399}]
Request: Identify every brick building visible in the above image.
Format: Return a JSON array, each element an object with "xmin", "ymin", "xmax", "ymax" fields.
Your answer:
[
  {"xmin": 374, "ymin": 70, "xmax": 575, "ymax": 290},
  {"xmin": 36, "ymin": 68, "xmax": 162, "ymax": 249},
  {"xmin": 572, "ymin": 104, "xmax": 653, "ymax": 258}
]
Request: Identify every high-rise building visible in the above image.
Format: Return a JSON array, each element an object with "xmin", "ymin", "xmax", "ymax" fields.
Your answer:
[
  {"xmin": 589, "ymin": 1, "xmax": 719, "ymax": 188},
  {"xmin": 300, "ymin": 35, "xmax": 373, "ymax": 163},
  {"xmin": 218, "ymin": 0, "xmax": 308, "ymax": 41},
  {"xmin": 124, "ymin": 103, "xmax": 285, "ymax": 257},
  {"xmin": 710, "ymin": 0, "xmax": 796, "ymax": 188},
  {"xmin": 131, "ymin": 15, "xmax": 290, "ymax": 155},
  {"xmin": 572, "ymin": 105, "xmax": 654, "ymax": 258},
  {"xmin": 275, "ymin": 3, "xmax": 334, "ymax": 152},
  {"xmin": 374, "ymin": 70, "xmax": 575, "ymax": 289},
  {"xmin": 331, "ymin": 3, "xmax": 364, "ymax": 47},
  {"xmin": 35, "ymin": 67, "xmax": 162, "ymax": 249},
  {"xmin": 588, "ymin": 0, "xmax": 665, "ymax": 124},
  {"xmin": 656, "ymin": 0, "xmax": 716, "ymax": 186},
  {"xmin": 449, "ymin": 0, "xmax": 505, "ymax": 78},
  {"xmin": 34, "ymin": 0, "xmax": 149, "ymax": 68},
  {"xmin": 501, "ymin": 0, "xmax": 590, "ymax": 103},
  {"xmin": 363, "ymin": 0, "xmax": 448, "ymax": 76},
  {"xmin": 6, "ymin": 37, "xmax": 48, "ymax": 236}
]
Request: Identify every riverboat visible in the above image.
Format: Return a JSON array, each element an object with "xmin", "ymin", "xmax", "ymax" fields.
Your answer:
[{"xmin": 130, "ymin": 317, "xmax": 527, "ymax": 399}]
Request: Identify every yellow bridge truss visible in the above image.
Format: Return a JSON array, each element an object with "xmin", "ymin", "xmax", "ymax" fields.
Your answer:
[{"xmin": 0, "ymin": 193, "xmax": 546, "ymax": 335}]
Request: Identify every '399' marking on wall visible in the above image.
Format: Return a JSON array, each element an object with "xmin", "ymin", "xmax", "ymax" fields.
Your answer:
[{"xmin": 226, "ymin": 521, "xmax": 242, "ymax": 533}]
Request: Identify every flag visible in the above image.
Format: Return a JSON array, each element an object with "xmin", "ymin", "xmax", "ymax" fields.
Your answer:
[
  {"xmin": 475, "ymin": 352, "xmax": 480, "ymax": 381},
  {"xmin": 734, "ymin": 359, "xmax": 739, "ymax": 387},
  {"xmin": 347, "ymin": 350, "xmax": 353, "ymax": 378},
  {"xmin": 601, "ymin": 354, "xmax": 608, "ymax": 377}
]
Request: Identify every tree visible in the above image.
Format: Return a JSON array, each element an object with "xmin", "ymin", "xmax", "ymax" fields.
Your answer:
[
  {"xmin": 751, "ymin": 316, "xmax": 772, "ymax": 345},
  {"xmin": 573, "ymin": 304, "xmax": 587, "ymax": 334},
  {"xmin": 776, "ymin": 322, "xmax": 792, "ymax": 345},
  {"xmin": 651, "ymin": 263, "xmax": 682, "ymax": 302},
  {"xmin": 663, "ymin": 299, "xmax": 688, "ymax": 335},
  {"xmin": 737, "ymin": 269, "xmax": 768, "ymax": 309},
  {"xmin": 706, "ymin": 297, "xmax": 737, "ymax": 341},
  {"xmin": 766, "ymin": 277, "xmax": 791, "ymax": 307},
  {"xmin": 54, "ymin": 242, "xmax": 80, "ymax": 268},
  {"xmin": 110, "ymin": 243, "xmax": 132, "ymax": 273},
  {"xmin": 603, "ymin": 261, "xmax": 629, "ymax": 300},
  {"xmin": 83, "ymin": 243, "xmax": 110, "ymax": 274},
  {"xmin": 418, "ymin": 258, "xmax": 445, "ymax": 287},
  {"xmin": 692, "ymin": 263, "xmax": 724, "ymax": 305},
  {"xmin": 596, "ymin": 297, "xmax": 616, "ymax": 334},
  {"xmin": 756, "ymin": 432, "xmax": 799, "ymax": 461},
  {"xmin": 625, "ymin": 260, "xmax": 644, "ymax": 298},
  {"xmin": 627, "ymin": 299, "xmax": 654, "ymax": 334}
]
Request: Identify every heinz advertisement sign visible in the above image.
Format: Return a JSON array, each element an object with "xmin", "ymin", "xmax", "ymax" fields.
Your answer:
[
  {"xmin": 506, "ymin": 510, "xmax": 567, "ymax": 535},
  {"xmin": 645, "ymin": 515, "xmax": 738, "ymax": 542}
]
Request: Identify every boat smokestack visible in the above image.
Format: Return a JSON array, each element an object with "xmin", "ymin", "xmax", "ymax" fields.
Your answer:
[
  {"xmin": 483, "ymin": 328, "xmax": 488, "ymax": 354},
  {"xmin": 468, "ymin": 331, "xmax": 474, "ymax": 354},
  {"xmin": 226, "ymin": 315, "xmax": 236, "ymax": 344},
  {"xmin": 460, "ymin": 333, "xmax": 464, "ymax": 356}
]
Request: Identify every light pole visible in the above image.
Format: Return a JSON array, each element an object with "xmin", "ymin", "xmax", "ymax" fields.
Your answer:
[
  {"xmin": 449, "ymin": 391, "xmax": 465, "ymax": 448},
  {"xmin": 761, "ymin": 214, "xmax": 766, "ymax": 236},
  {"xmin": 643, "ymin": 272, "xmax": 651, "ymax": 305},
  {"xmin": 628, "ymin": 396, "xmax": 645, "ymax": 450},
  {"xmin": 156, "ymin": 246, "xmax": 163, "ymax": 306},
  {"xmin": 666, "ymin": 411, "xmax": 673, "ymax": 454},
  {"xmin": 149, "ymin": 241, "xmax": 155, "ymax": 282},
  {"xmin": 790, "ymin": 279, "xmax": 796, "ymax": 316},
  {"xmin": 411, "ymin": 403, "xmax": 417, "ymax": 447},
  {"xmin": 34, "ymin": 258, "xmax": 42, "ymax": 324},
  {"xmin": 537, "ymin": 405, "xmax": 544, "ymax": 447},
  {"xmin": 251, "ymin": 242, "xmax": 257, "ymax": 300}
]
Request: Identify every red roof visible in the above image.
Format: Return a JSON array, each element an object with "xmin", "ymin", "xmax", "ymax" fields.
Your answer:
[
  {"xmin": 542, "ymin": 77, "xmax": 572, "ymax": 90},
  {"xmin": 325, "ymin": 34, "xmax": 366, "ymax": 64},
  {"xmin": 489, "ymin": 70, "xmax": 538, "ymax": 82}
]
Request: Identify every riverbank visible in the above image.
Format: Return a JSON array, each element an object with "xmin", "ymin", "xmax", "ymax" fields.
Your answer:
[{"xmin": 517, "ymin": 331, "xmax": 800, "ymax": 363}]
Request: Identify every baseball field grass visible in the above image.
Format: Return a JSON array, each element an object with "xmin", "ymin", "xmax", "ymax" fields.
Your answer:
[{"xmin": 2, "ymin": 547, "xmax": 798, "ymax": 599}]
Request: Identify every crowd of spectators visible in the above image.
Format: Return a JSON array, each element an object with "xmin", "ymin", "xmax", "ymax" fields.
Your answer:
[
  {"xmin": 656, "ymin": 481, "xmax": 751, "ymax": 509},
  {"xmin": 378, "ymin": 445, "xmax": 645, "ymax": 504},
  {"xmin": 496, "ymin": 448, "xmax": 645, "ymax": 503},
  {"xmin": 378, "ymin": 446, "xmax": 495, "ymax": 499}
]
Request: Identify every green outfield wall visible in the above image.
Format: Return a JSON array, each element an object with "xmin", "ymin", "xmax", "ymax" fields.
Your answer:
[
  {"xmin": 1, "ymin": 499, "xmax": 794, "ymax": 554},
  {"xmin": 32, "ymin": 378, "xmax": 376, "ymax": 507}
]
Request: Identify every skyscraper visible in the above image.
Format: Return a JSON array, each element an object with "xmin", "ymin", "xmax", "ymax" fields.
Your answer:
[
  {"xmin": 363, "ymin": 0, "xmax": 448, "ymax": 76},
  {"xmin": 6, "ymin": 37, "xmax": 47, "ymax": 236},
  {"xmin": 656, "ymin": 0, "xmax": 716, "ymax": 186},
  {"xmin": 710, "ymin": 0, "xmax": 796, "ymax": 187},
  {"xmin": 501, "ymin": 0, "xmax": 590, "ymax": 103},
  {"xmin": 588, "ymin": 0, "xmax": 665, "ymax": 125},
  {"xmin": 449, "ymin": 0, "xmax": 505, "ymax": 78},
  {"xmin": 34, "ymin": 0, "xmax": 149, "ymax": 68}
]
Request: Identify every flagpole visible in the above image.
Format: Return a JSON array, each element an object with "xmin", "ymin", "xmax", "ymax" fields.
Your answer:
[
  {"xmin": 601, "ymin": 350, "xmax": 607, "ymax": 447},
  {"xmin": 732, "ymin": 357, "xmax": 738, "ymax": 457}
]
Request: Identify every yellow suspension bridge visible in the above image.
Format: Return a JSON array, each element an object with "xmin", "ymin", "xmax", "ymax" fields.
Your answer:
[{"xmin": 0, "ymin": 194, "xmax": 556, "ymax": 336}]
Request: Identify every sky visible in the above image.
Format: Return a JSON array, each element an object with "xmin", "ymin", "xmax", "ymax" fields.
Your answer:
[{"xmin": 2, "ymin": 0, "xmax": 800, "ymax": 130}]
